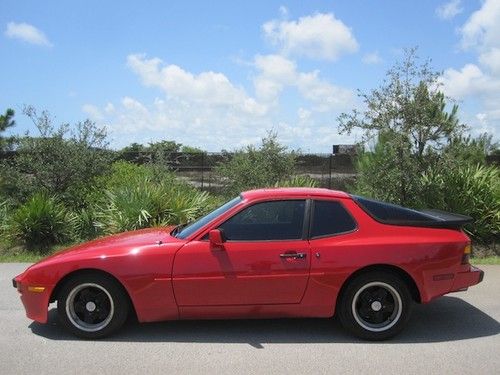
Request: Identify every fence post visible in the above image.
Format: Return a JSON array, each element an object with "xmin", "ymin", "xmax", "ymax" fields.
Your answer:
[
  {"xmin": 201, "ymin": 153, "xmax": 205, "ymax": 190},
  {"xmin": 328, "ymin": 154, "xmax": 333, "ymax": 189}
]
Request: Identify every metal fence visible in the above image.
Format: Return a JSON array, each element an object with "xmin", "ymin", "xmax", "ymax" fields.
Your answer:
[
  {"xmin": 3, "ymin": 149, "xmax": 498, "ymax": 194},
  {"xmin": 118, "ymin": 152, "xmax": 358, "ymax": 193}
]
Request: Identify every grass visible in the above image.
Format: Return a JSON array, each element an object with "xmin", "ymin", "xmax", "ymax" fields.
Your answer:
[
  {"xmin": 0, "ymin": 251, "xmax": 45, "ymax": 263},
  {"xmin": 0, "ymin": 242, "xmax": 72, "ymax": 263},
  {"xmin": 470, "ymin": 256, "xmax": 500, "ymax": 265}
]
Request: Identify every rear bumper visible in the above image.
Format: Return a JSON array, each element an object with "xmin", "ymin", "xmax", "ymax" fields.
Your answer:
[{"xmin": 450, "ymin": 265, "xmax": 484, "ymax": 292}]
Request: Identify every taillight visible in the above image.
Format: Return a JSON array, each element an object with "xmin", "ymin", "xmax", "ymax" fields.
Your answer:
[{"xmin": 461, "ymin": 243, "xmax": 471, "ymax": 264}]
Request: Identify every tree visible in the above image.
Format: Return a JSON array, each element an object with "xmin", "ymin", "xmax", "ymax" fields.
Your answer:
[
  {"xmin": 12, "ymin": 106, "xmax": 113, "ymax": 207},
  {"xmin": 216, "ymin": 132, "xmax": 296, "ymax": 196},
  {"xmin": 181, "ymin": 145, "xmax": 204, "ymax": 153},
  {"xmin": 338, "ymin": 48, "xmax": 464, "ymax": 205},
  {"xmin": 0, "ymin": 108, "xmax": 15, "ymax": 150}
]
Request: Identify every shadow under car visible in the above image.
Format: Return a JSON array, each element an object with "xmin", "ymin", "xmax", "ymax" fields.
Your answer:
[{"xmin": 30, "ymin": 296, "xmax": 500, "ymax": 347}]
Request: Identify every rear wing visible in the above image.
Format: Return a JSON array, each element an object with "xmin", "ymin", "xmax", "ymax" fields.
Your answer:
[
  {"xmin": 352, "ymin": 195, "xmax": 473, "ymax": 229},
  {"xmin": 417, "ymin": 209, "xmax": 473, "ymax": 229}
]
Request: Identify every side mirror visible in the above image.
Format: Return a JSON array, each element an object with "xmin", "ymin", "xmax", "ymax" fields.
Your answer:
[{"xmin": 209, "ymin": 229, "xmax": 225, "ymax": 251}]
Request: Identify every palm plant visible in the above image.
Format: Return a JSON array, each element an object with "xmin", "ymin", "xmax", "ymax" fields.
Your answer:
[
  {"xmin": 421, "ymin": 164, "xmax": 500, "ymax": 241},
  {"xmin": 96, "ymin": 177, "xmax": 213, "ymax": 234},
  {"xmin": 6, "ymin": 193, "xmax": 75, "ymax": 252}
]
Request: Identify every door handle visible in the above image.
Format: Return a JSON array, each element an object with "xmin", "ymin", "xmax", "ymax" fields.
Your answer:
[{"xmin": 280, "ymin": 252, "xmax": 307, "ymax": 259}]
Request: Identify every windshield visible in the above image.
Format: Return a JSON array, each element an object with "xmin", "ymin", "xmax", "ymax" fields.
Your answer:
[{"xmin": 174, "ymin": 196, "xmax": 242, "ymax": 239}]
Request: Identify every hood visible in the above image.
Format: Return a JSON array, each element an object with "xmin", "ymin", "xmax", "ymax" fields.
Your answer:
[{"xmin": 31, "ymin": 226, "xmax": 183, "ymax": 267}]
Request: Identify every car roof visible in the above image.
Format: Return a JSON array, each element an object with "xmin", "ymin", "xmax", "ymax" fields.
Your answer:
[{"xmin": 241, "ymin": 187, "xmax": 351, "ymax": 200}]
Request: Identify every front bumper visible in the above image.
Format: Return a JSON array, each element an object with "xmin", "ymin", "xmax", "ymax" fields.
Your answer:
[
  {"xmin": 13, "ymin": 276, "xmax": 51, "ymax": 323},
  {"xmin": 450, "ymin": 265, "xmax": 484, "ymax": 292}
]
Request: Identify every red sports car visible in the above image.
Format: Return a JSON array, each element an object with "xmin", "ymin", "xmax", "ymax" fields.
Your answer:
[{"xmin": 13, "ymin": 188, "xmax": 483, "ymax": 340}]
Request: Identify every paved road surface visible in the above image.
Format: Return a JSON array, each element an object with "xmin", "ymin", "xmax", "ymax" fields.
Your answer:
[{"xmin": 1, "ymin": 263, "xmax": 499, "ymax": 374}]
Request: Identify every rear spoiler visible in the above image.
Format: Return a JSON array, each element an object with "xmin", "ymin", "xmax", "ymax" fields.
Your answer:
[
  {"xmin": 416, "ymin": 209, "xmax": 473, "ymax": 229},
  {"xmin": 377, "ymin": 210, "xmax": 473, "ymax": 229},
  {"xmin": 351, "ymin": 195, "xmax": 473, "ymax": 229}
]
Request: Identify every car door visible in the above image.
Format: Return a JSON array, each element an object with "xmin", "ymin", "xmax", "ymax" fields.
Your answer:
[{"xmin": 172, "ymin": 199, "xmax": 311, "ymax": 306}]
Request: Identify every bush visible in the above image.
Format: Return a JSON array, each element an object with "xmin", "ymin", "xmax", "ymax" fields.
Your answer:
[
  {"xmin": 72, "ymin": 208, "xmax": 102, "ymax": 241},
  {"xmin": 275, "ymin": 175, "xmax": 318, "ymax": 188},
  {"xmin": 6, "ymin": 193, "xmax": 75, "ymax": 252},
  {"xmin": 11, "ymin": 106, "xmax": 112, "ymax": 208},
  {"xmin": 352, "ymin": 132, "xmax": 421, "ymax": 206},
  {"xmin": 0, "ymin": 200, "xmax": 9, "ymax": 235},
  {"xmin": 95, "ymin": 166, "xmax": 214, "ymax": 234},
  {"xmin": 216, "ymin": 132, "xmax": 296, "ymax": 196},
  {"xmin": 421, "ymin": 164, "xmax": 500, "ymax": 242}
]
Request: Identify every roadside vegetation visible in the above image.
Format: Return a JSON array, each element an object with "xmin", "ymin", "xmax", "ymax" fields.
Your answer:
[
  {"xmin": 338, "ymin": 48, "xmax": 499, "ymax": 247},
  {"xmin": 0, "ymin": 49, "xmax": 498, "ymax": 261}
]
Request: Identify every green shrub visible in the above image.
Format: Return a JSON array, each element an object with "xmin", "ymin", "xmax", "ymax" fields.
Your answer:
[
  {"xmin": 95, "ymin": 177, "xmax": 212, "ymax": 234},
  {"xmin": 352, "ymin": 132, "xmax": 421, "ymax": 206},
  {"xmin": 275, "ymin": 175, "xmax": 318, "ymax": 188},
  {"xmin": 11, "ymin": 106, "xmax": 113, "ymax": 208},
  {"xmin": 6, "ymin": 193, "xmax": 75, "ymax": 252},
  {"xmin": 86, "ymin": 161, "xmax": 176, "ymax": 206},
  {"xmin": 216, "ymin": 132, "xmax": 296, "ymax": 196},
  {"xmin": 0, "ymin": 200, "xmax": 9, "ymax": 235},
  {"xmin": 421, "ymin": 164, "xmax": 500, "ymax": 242},
  {"xmin": 72, "ymin": 208, "xmax": 102, "ymax": 241}
]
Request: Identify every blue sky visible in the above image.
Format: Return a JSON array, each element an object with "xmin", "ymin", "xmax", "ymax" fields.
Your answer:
[{"xmin": 1, "ymin": 0, "xmax": 499, "ymax": 152}]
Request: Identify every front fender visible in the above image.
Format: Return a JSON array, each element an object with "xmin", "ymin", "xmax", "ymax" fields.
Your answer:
[{"xmin": 15, "ymin": 242, "xmax": 183, "ymax": 323}]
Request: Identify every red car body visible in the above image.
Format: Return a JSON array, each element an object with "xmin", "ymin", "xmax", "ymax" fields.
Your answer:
[{"xmin": 14, "ymin": 188, "xmax": 483, "ymax": 335}]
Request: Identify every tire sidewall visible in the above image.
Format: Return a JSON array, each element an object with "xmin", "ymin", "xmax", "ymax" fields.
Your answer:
[
  {"xmin": 338, "ymin": 271, "xmax": 413, "ymax": 340},
  {"xmin": 57, "ymin": 272, "xmax": 129, "ymax": 339}
]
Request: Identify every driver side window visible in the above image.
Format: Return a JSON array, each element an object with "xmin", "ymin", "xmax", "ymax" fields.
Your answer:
[{"xmin": 219, "ymin": 200, "xmax": 306, "ymax": 241}]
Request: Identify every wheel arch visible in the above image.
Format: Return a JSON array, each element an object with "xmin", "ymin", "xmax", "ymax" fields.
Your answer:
[
  {"xmin": 49, "ymin": 268, "xmax": 137, "ymax": 320},
  {"xmin": 336, "ymin": 264, "xmax": 421, "ymax": 310}
]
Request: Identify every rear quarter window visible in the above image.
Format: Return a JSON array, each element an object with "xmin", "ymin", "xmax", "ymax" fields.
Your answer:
[{"xmin": 310, "ymin": 200, "xmax": 357, "ymax": 238}]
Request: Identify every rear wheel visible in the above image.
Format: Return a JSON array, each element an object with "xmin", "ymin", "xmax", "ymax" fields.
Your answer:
[
  {"xmin": 338, "ymin": 271, "xmax": 412, "ymax": 340},
  {"xmin": 57, "ymin": 273, "xmax": 129, "ymax": 339}
]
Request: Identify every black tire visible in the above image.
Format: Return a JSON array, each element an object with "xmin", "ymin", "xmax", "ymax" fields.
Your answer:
[
  {"xmin": 57, "ymin": 272, "xmax": 129, "ymax": 339},
  {"xmin": 337, "ymin": 271, "xmax": 412, "ymax": 340}
]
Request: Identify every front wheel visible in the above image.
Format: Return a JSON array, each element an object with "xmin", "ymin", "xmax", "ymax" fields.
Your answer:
[
  {"xmin": 337, "ymin": 271, "xmax": 412, "ymax": 340},
  {"xmin": 57, "ymin": 272, "xmax": 129, "ymax": 339}
]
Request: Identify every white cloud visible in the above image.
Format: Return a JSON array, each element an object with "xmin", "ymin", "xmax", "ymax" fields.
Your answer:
[
  {"xmin": 5, "ymin": 22, "xmax": 52, "ymax": 47},
  {"xmin": 262, "ymin": 13, "xmax": 358, "ymax": 61},
  {"xmin": 297, "ymin": 108, "xmax": 311, "ymax": 121},
  {"xmin": 440, "ymin": 64, "xmax": 488, "ymax": 99},
  {"xmin": 296, "ymin": 70, "xmax": 353, "ymax": 112},
  {"xmin": 253, "ymin": 54, "xmax": 297, "ymax": 102},
  {"xmin": 82, "ymin": 104, "xmax": 104, "ymax": 120},
  {"xmin": 362, "ymin": 51, "xmax": 382, "ymax": 65},
  {"xmin": 460, "ymin": 0, "xmax": 500, "ymax": 51},
  {"xmin": 253, "ymin": 54, "xmax": 353, "ymax": 111},
  {"xmin": 436, "ymin": 0, "xmax": 463, "ymax": 20},
  {"xmin": 479, "ymin": 47, "xmax": 500, "ymax": 74},
  {"xmin": 127, "ymin": 54, "xmax": 268, "ymax": 116},
  {"xmin": 85, "ymin": 51, "xmax": 356, "ymax": 150},
  {"xmin": 440, "ymin": 0, "xmax": 500, "ymax": 138},
  {"xmin": 85, "ymin": 10, "xmax": 361, "ymax": 151},
  {"xmin": 278, "ymin": 5, "xmax": 289, "ymax": 18}
]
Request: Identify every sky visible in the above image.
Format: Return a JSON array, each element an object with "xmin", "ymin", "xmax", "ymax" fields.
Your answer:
[{"xmin": 1, "ymin": 0, "xmax": 499, "ymax": 152}]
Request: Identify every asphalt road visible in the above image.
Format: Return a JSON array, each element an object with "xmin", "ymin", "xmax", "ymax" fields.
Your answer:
[{"xmin": 1, "ymin": 263, "xmax": 499, "ymax": 375}]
